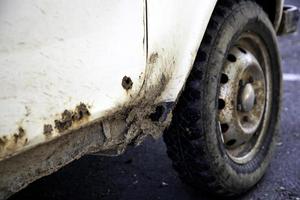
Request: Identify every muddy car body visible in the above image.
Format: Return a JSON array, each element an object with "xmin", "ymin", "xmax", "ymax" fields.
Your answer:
[{"xmin": 0, "ymin": 0, "xmax": 298, "ymax": 199}]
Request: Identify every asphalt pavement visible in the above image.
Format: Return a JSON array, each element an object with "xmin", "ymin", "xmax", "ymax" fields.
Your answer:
[{"xmin": 9, "ymin": 1, "xmax": 300, "ymax": 200}]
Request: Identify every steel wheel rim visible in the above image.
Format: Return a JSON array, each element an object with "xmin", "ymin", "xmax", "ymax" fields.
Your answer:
[{"xmin": 217, "ymin": 32, "xmax": 272, "ymax": 164}]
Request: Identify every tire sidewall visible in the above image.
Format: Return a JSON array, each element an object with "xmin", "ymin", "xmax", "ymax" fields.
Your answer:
[{"xmin": 202, "ymin": 2, "xmax": 282, "ymax": 191}]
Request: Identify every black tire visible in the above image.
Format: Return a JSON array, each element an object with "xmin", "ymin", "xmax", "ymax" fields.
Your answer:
[{"xmin": 163, "ymin": 0, "xmax": 282, "ymax": 196}]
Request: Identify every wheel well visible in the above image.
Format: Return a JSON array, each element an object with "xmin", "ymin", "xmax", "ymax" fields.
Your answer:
[{"xmin": 254, "ymin": 0, "xmax": 283, "ymax": 31}]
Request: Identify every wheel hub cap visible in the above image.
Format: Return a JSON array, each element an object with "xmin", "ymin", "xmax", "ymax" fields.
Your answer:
[
  {"xmin": 240, "ymin": 83, "xmax": 255, "ymax": 112},
  {"xmin": 218, "ymin": 44, "xmax": 267, "ymax": 163}
]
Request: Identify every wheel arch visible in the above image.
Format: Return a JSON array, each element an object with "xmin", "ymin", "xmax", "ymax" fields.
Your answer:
[{"xmin": 254, "ymin": 0, "xmax": 284, "ymax": 32}]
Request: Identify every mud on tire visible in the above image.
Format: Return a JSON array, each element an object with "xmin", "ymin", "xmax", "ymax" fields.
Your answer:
[{"xmin": 163, "ymin": 0, "xmax": 281, "ymax": 196}]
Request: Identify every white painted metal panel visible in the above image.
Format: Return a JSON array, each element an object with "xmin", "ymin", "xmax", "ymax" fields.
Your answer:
[
  {"xmin": 147, "ymin": 0, "xmax": 217, "ymax": 103},
  {"xmin": 0, "ymin": 0, "xmax": 146, "ymax": 159},
  {"xmin": 0, "ymin": 0, "xmax": 218, "ymax": 161}
]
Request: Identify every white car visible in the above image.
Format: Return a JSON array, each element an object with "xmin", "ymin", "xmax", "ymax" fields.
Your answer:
[{"xmin": 0, "ymin": 0, "xmax": 298, "ymax": 199}]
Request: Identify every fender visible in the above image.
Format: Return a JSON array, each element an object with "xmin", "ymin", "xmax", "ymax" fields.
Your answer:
[{"xmin": 255, "ymin": 0, "xmax": 284, "ymax": 32}]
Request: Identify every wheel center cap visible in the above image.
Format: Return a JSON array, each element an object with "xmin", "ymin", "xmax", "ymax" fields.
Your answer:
[{"xmin": 240, "ymin": 83, "xmax": 255, "ymax": 112}]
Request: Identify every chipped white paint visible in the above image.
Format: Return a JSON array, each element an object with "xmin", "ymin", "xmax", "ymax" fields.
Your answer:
[{"xmin": 0, "ymin": 0, "xmax": 217, "ymax": 160}]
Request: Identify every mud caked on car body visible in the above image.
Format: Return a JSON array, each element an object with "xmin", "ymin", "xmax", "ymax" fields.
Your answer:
[{"xmin": 0, "ymin": 0, "xmax": 299, "ymax": 199}]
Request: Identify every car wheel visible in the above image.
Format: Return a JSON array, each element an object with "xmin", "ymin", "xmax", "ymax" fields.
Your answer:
[{"xmin": 163, "ymin": 0, "xmax": 282, "ymax": 196}]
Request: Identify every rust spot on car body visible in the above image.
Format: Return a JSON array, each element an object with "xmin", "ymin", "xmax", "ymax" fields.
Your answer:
[
  {"xmin": 13, "ymin": 127, "xmax": 26, "ymax": 143},
  {"xmin": 73, "ymin": 103, "xmax": 90, "ymax": 120},
  {"xmin": 0, "ymin": 136, "xmax": 8, "ymax": 147},
  {"xmin": 43, "ymin": 124, "xmax": 53, "ymax": 135},
  {"xmin": 54, "ymin": 103, "xmax": 91, "ymax": 133},
  {"xmin": 54, "ymin": 110, "xmax": 73, "ymax": 132},
  {"xmin": 149, "ymin": 52, "xmax": 158, "ymax": 64},
  {"xmin": 100, "ymin": 56, "xmax": 175, "ymax": 153},
  {"xmin": 0, "ymin": 127, "xmax": 28, "ymax": 159},
  {"xmin": 122, "ymin": 76, "xmax": 133, "ymax": 90}
]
